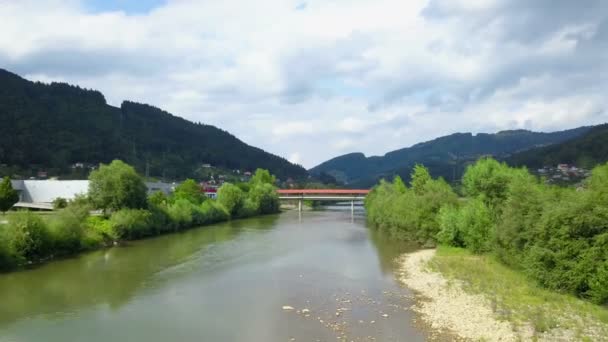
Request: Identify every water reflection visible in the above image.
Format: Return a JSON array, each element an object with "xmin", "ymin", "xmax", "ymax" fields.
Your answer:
[
  {"xmin": 0, "ymin": 214, "xmax": 279, "ymax": 328},
  {"xmin": 0, "ymin": 210, "xmax": 428, "ymax": 342}
]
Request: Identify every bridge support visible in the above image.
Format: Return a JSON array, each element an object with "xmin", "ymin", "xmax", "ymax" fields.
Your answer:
[
  {"xmin": 298, "ymin": 199, "xmax": 302, "ymax": 213},
  {"xmin": 351, "ymin": 200, "xmax": 354, "ymax": 216}
]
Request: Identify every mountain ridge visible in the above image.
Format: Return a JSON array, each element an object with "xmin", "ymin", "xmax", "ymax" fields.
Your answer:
[
  {"xmin": 311, "ymin": 126, "xmax": 594, "ymax": 186},
  {"xmin": 0, "ymin": 68, "xmax": 307, "ymax": 180}
]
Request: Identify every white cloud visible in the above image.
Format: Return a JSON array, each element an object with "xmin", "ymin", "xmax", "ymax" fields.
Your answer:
[{"xmin": 0, "ymin": 0, "xmax": 606, "ymax": 167}]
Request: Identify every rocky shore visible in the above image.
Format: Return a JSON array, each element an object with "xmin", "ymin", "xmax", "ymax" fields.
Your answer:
[
  {"xmin": 397, "ymin": 249, "xmax": 608, "ymax": 341},
  {"xmin": 397, "ymin": 249, "xmax": 520, "ymax": 341}
]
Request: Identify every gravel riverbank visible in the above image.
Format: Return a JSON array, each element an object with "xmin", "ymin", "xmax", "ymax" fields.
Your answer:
[{"xmin": 397, "ymin": 249, "xmax": 521, "ymax": 341}]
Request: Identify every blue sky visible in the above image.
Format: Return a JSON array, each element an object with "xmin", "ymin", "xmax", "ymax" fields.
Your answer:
[
  {"xmin": 84, "ymin": 0, "xmax": 166, "ymax": 14},
  {"xmin": 1, "ymin": 0, "xmax": 606, "ymax": 168}
]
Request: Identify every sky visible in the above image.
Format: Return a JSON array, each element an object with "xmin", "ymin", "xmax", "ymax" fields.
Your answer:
[{"xmin": 0, "ymin": 0, "xmax": 607, "ymax": 168}]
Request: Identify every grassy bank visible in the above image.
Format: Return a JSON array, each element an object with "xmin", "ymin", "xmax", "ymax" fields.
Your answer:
[{"xmin": 429, "ymin": 246, "xmax": 608, "ymax": 340}]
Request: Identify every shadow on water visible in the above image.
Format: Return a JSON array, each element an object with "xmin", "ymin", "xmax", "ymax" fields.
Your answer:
[
  {"xmin": 320, "ymin": 204, "xmax": 420, "ymax": 275},
  {"xmin": 0, "ymin": 214, "xmax": 280, "ymax": 328},
  {"xmin": 367, "ymin": 227, "xmax": 421, "ymax": 274}
]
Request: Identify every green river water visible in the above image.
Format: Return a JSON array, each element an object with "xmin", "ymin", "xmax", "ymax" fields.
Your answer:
[{"xmin": 0, "ymin": 209, "xmax": 434, "ymax": 342}]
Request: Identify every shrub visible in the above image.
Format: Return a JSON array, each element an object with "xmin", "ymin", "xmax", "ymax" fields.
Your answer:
[
  {"xmin": 48, "ymin": 204, "xmax": 89, "ymax": 254},
  {"xmin": 236, "ymin": 198, "xmax": 258, "ymax": 218},
  {"xmin": 52, "ymin": 197, "xmax": 68, "ymax": 210},
  {"xmin": 249, "ymin": 183, "xmax": 279, "ymax": 215},
  {"xmin": 172, "ymin": 179, "xmax": 205, "ymax": 205},
  {"xmin": 167, "ymin": 199, "xmax": 194, "ymax": 229},
  {"xmin": 217, "ymin": 183, "xmax": 244, "ymax": 216},
  {"xmin": 457, "ymin": 197, "xmax": 495, "ymax": 253},
  {"xmin": 109, "ymin": 209, "xmax": 153, "ymax": 240},
  {"xmin": 86, "ymin": 216, "xmax": 117, "ymax": 242},
  {"xmin": 200, "ymin": 200, "xmax": 230, "ymax": 224},
  {"xmin": 6, "ymin": 212, "xmax": 52, "ymax": 262},
  {"xmin": 365, "ymin": 166, "xmax": 457, "ymax": 244},
  {"xmin": 437, "ymin": 205, "xmax": 465, "ymax": 247}
]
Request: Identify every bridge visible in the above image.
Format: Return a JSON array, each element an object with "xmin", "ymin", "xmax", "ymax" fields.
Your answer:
[{"xmin": 277, "ymin": 189, "xmax": 370, "ymax": 213}]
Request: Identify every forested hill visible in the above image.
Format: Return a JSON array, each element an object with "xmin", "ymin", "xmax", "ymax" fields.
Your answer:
[
  {"xmin": 506, "ymin": 124, "xmax": 608, "ymax": 169},
  {"xmin": 311, "ymin": 126, "xmax": 592, "ymax": 187},
  {"xmin": 0, "ymin": 68, "xmax": 307, "ymax": 180}
]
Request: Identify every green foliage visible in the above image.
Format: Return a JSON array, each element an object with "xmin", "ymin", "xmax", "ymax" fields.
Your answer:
[
  {"xmin": 173, "ymin": 179, "xmax": 205, "ymax": 205},
  {"xmin": 89, "ymin": 160, "xmax": 148, "ymax": 211},
  {"xmin": 217, "ymin": 183, "xmax": 245, "ymax": 216},
  {"xmin": 392, "ymin": 175, "xmax": 407, "ymax": 194},
  {"xmin": 109, "ymin": 209, "xmax": 153, "ymax": 240},
  {"xmin": 366, "ymin": 166, "xmax": 457, "ymax": 244},
  {"xmin": 462, "ymin": 158, "xmax": 515, "ymax": 207},
  {"xmin": 165, "ymin": 199, "xmax": 192, "ymax": 229},
  {"xmin": 200, "ymin": 200, "xmax": 230, "ymax": 224},
  {"xmin": 48, "ymin": 203, "xmax": 90, "ymax": 254},
  {"xmin": 52, "ymin": 197, "xmax": 68, "ymax": 210},
  {"xmin": 0, "ymin": 176, "xmax": 19, "ymax": 213},
  {"xmin": 5, "ymin": 212, "xmax": 52, "ymax": 262},
  {"xmin": 250, "ymin": 168, "xmax": 276, "ymax": 186},
  {"xmin": 410, "ymin": 164, "xmax": 432, "ymax": 195},
  {"xmin": 370, "ymin": 157, "xmax": 608, "ymax": 305},
  {"xmin": 147, "ymin": 191, "xmax": 168, "ymax": 207},
  {"xmin": 249, "ymin": 183, "xmax": 280, "ymax": 215},
  {"xmin": 438, "ymin": 198, "xmax": 494, "ymax": 253},
  {"xmin": 85, "ymin": 216, "xmax": 117, "ymax": 242},
  {"xmin": 0, "ymin": 69, "xmax": 307, "ymax": 180},
  {"xmin": 0, "ymin": 165, "xmax": 280, "ymax": 272}
]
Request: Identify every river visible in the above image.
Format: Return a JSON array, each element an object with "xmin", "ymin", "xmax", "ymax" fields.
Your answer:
[{"xmin": 0, "ymin": 209, "xmax": 433, "ymax": 341}]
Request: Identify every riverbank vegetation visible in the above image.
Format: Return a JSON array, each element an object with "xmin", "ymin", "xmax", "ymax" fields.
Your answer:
[
  {"xmin": 430, "ymin": 246, "xmax": 608, "ymax": 339},
  {"xmin": 0, "ymin": 160, "xmax": 280, "ymax": 272},
  {"xmin": 366, "ymin": 158, "xmax": 608, "ymax": 306}
]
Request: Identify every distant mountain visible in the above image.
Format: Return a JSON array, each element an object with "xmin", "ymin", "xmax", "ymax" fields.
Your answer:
[
  {"xmin": 507, "ymin": 124, "xmax": 608, "ymax": 169},
  {"xmin": 0, "ymin": 69, "xmax": 307, "ymax": 180},
  {"xmin": 311, "ymin": 127, "xmax": 593, "ymax": 187}
]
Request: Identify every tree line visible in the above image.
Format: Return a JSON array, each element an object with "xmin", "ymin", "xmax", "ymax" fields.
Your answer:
[
  {"xmin": 365, "ymin": 158, "xmax": 608, "ymax": 305},
  {"xmin": 0, "ymin": 160, "xmax": 281, "ymax": 271},
  {"xmin": 0, "ymin": 68, "xmax": 307, "ymax": 180}
]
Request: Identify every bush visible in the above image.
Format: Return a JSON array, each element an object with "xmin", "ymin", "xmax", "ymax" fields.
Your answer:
[
  {"xmin": 236, "ymin": 198, "xmax": 258, "ymax": 218},
  {"xmin": 167, "ymin": 199, "xmax": 194, "ymax": 229},
  {"xmin": 52, "ymin": 197, "xmax": 68, "ymax": 210},
  {"xmin": 173, "ymin": 179, "xmax": 205, "ymax": 205},
  {"xmin": 365, "ymin": 166, "xmax": 457, "ymax": 244},
  {"xmin": 200, "ymin": 200, "xmax": 230, "ymax": 224},
  {"xmin": 217, "ymin": 183, "xmax": 245, "ymax": 216},
  {"xmin": 249, "ymin": 183, "xmax": 279, "ymax": 215},
  {"xmin": 86, "ymin": 216, "xmax": 117, "ymax": 242},
  {"xmin": 109, "ymin": 209, "xmax": 153, "ymax": 240},
  {"xmin": 6, "ymin": 212, "xmax": 52, "ymax": 262},
  {"xmin": 48, "ymin": 204, "xmax": 89, "ymax": 254}
]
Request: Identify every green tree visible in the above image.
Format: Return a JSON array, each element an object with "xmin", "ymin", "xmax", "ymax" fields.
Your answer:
[
  {"xmin": 0, "ymin": 177, "xmax": 19, "ymax": 214},
  {"xmin": 393, "ymin": 175, "xmax": 407, "ymax": 194},
  {"xmin": 217, "ymin": 183, "xmax": 245, "ymax": 216},
  {"xmin": 249, "ymin": 183, "xmax": 280, "ymax": 214},
  {"xmin": 88, "ymin": 160, "xmax": 147, "ymax": 212},
  {"xmin": 410, "ymin": 164, "xmax": 432, "ymax": 195},
  {"xmin": 173, "ymin": 179, "xmax": 205, "ymax": 204},
  {"xmin": 250, "ymin": 168, "xmax": 276, "ymax": 186}
]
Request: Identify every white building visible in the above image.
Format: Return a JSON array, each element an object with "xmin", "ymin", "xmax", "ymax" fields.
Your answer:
[{"xmin": 11, "ymin": 180, "xmax": 174, "ymax": 209}]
